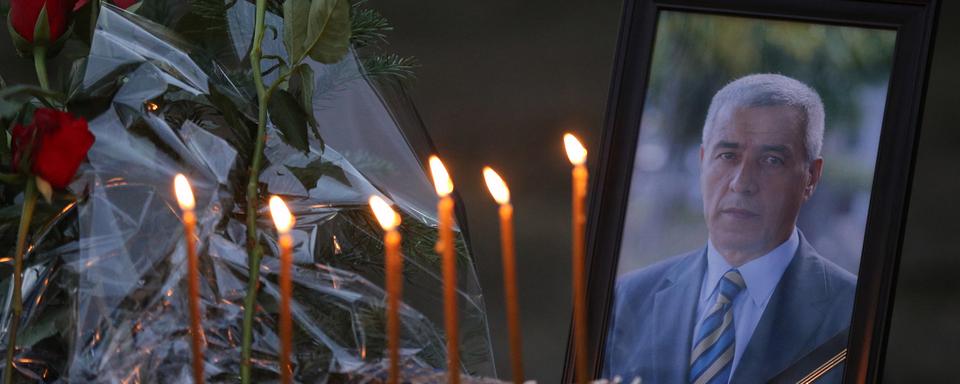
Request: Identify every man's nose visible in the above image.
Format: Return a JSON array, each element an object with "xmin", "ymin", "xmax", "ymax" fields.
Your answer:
[{"xmin": 729, "ymin": 160, "xmax": 758, "ymax": 195}]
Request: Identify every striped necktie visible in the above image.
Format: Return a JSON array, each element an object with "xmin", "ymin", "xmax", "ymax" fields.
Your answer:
[{"xmin": 689, "ymin": 269, "xmax": 746, "ymax": 384}]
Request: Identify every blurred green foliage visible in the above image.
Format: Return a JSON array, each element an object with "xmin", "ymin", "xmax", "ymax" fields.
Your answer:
[{"xmin": 647, "ymin": 11, "xmax": 896, "ymax": 143}]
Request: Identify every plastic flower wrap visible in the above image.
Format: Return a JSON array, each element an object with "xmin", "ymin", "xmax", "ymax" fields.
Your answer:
[{"xmin": 0, "ymin": 3, "xmax": 495, "ymax": 382}]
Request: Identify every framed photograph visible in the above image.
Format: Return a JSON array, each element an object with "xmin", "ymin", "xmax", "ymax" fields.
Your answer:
[{"xmin": 568, "ymin": 0, "xmax": 939, "ymax": 383}]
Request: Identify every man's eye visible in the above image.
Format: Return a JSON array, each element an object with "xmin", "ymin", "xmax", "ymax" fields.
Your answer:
[
  {"xmin": 763, "ymin": 156, "xmax": 784, "ymax": 166},
  {"xmin": 717, "ymin": 152, "xmax": 736, "ymax": 160}
]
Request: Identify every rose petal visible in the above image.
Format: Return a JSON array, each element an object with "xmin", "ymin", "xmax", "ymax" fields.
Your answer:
[{"xmin": 17, "ymin": 109, "xmax": 95, "ymax": 189}]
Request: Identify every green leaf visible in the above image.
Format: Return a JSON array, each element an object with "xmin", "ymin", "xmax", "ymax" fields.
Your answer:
[
  {"xmin": 7, "ymin": 11, "xmax": 30, "ymax": 54},
  {"xmin": 304, "ymin": 0, "xmax": 351, "ymax": 64},
  {"xmin": 296, "ymin": 65, "xmax": 315, "ymax": 126},
  {"xmin": 283, "ymin": 0, "xmax": 311, "ymax": 63},
  {"xmin": 287, "ymin": 158, "xmax": 350, "ymax": 190},
  {"xmin": 268, "ymin": 89, "xmax": 311, "ymax": 153},
  {"xmin": 0, "ymin": 84, "xmax": 64, "ymax": 112},
  {"xmin": 207, "ymin": 81, "xmax": 254, "ymax": 150},
  {"xmin": 33, "ymin": 6, "xmax": 50, "ymax": 45},
  {"xmin": 291, "ymin": 64, "xmax": 320, "ymax": 133},
  {"xmin": 0, "ymin": 84, "xmax": 65, "ymax": 104},
  {"xmin": 18, "ymin": 306, "xmax": 69, "ymax": 348}
]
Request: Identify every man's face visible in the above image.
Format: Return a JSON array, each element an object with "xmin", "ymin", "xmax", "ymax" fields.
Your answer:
[{"xmin": 700, "ymin": 105, "xmax": 823, "ymax": 265}]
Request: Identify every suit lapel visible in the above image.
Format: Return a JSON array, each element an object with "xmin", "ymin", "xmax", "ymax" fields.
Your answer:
[
  {"xmin": 731, "ymin": 236, "xmax": 831, "ymax": 383},
  {"xmin": 651, "ymin": 249, "xmax": 706, "ymax": 384}
]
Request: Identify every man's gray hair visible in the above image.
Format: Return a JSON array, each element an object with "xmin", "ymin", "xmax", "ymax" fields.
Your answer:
[{"xmin": 702, "ymin": 74, "xmax": 825, "ymax": 161}]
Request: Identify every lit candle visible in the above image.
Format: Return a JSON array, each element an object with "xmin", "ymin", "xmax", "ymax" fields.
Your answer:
[
  {"xmin": 269, "ymin": 196, "xmax": 296, "ymax": 384},
  {"xmin": 369, "ymin": 195, "xmax": 402, "ymax": 384},
  {"xmin": 174, "ymin": 174, "xmax": 204, "ymax": 384},
  {"xmin": 564, "ymin": 133, "xmax": 589, "ymax": 384},
  {"xmin": 483, "ymin": 167, "xmax": 524, "ymax": 384},
  {"xmin": 429, "ymin": 155, "xmax": 459, "ymax": 384}
]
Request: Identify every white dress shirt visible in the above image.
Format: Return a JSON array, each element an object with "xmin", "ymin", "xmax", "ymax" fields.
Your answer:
[{"xmin": 691, "ymin": 228, "xmax": 799, "ymax": 376}]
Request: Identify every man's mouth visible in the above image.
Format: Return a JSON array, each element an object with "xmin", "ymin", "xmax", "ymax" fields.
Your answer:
[{"xmin": 720, "ymin": 207, "xmax": 759, "ymax": 219}]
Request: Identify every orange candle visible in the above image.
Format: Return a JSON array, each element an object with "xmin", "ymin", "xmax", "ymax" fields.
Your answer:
[
  {"xmin": 269, "ymin": 196, "xmax": 296, "ymax": 384},
  {"xmin": 174, "ymin": 174, "xmax": 205, "ymax": 384},
  {"xmin": 483, "ymin": 167, "xmax": 524, "ymax": 384},
  {"xmin": 429, "ymin": 156, "xmax": 460, "ymax": 384},
  {"xmin": 369, "ymin": 196, "xmax": 403, "ymax": 384},
  {"xmin": 564, "ymin": 133, "xmax": 589, "ymax": 384}
]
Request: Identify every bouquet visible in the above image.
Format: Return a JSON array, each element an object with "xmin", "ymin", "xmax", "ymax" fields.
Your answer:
[{"xmin": 0, "ymin": 1, "xmax": 495, "ymax": 382}]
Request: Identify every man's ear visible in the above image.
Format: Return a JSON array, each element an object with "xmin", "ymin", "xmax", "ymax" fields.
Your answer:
[
  {"xmin": 804, "ymin": 158, "xmax": 824, "ymax": 200},
  {"xmin": 699, "ymin": 146, "xmax": 705, "ymax": 164}
]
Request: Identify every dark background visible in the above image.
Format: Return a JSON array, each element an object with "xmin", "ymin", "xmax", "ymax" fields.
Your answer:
[
  {"xmin": 364, "ymin": 1, "xmax": 622, "ymax": 382},
  {"xmin": 0, "ymin": 0, "xmax": 956, "ymax": 382},
  {"xmin": 367, "ymin": 1, "xmax": 960, "ymax": 382}
]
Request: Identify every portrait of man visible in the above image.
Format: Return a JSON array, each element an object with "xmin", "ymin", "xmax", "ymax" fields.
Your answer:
[{"xmin": 603, "ymin": 74, "xmax": 856, "ymax": 383}]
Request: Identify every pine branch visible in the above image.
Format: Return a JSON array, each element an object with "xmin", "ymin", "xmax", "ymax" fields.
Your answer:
[
  {"xmin": 172, "ymin": 0, "xmax": 243, "ymax": 67},
  {"xmin": 350, "ymin": 7, "xmax": 392, "ymax": 48},
  {"xmin": 190, "ymin": 0, "xmax": 231, "ymax": 33},
  {"xmin": 361, "ymin": 54, "xmax": 418, "ymax": 82},
  {"xmin": 340, "ymin": 150, "xmax": 396, "ymax": 175}
]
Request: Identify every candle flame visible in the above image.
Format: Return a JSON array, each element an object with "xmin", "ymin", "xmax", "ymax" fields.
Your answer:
[
  {"xmin": 482, "ymin": 167, "xmax": 510, "ymax": 204},
  {"xmin": 332, "ymin": 235, "xmax": 342, "ymax": 255},
  {"xmin": 369, "ymin": 195, "xmax": 400, "ymax": 230},
  {"xmin": 428, "ymin": 156, "xmax": 454, "ymax": 196},
  {"xmin": 564, "ymin": 133, "xmax": 587, "ymax": 165},
  {"xmin": 174, "ymin": 174, "xmax": 195, "ymax": 210},
  {"xmin": 269, "ymin": 196, "xmax": 295, "ymax": 234}
]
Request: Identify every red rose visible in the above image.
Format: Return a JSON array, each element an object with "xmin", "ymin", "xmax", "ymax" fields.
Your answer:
[
  {"xmin": 9, "ymin": 0, "xmax": 75, "ymax": 43},
  {"xmin": 111, "ymin": 0, "xmax": 137, "ymax": 9},
  {"xmin": 73, "ymin": 0, "xmax": 138, "ymax": 11},
  {"xmin": 12, "ymin": 109, "xmax": 95, "ymax": 189}
]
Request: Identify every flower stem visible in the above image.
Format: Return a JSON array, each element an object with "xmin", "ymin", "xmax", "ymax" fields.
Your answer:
[
  {"xmin": 33, "ymin": 47, "xmax": 49, "ymax": 91},
  {"xmin": 8, "ymin": 44, "xmax": 47, "ymax": 384},
  {"xmin": 240, "ymin": 0, "xmax": 268, "ymax": 382},
  {"xmin": 3, "ymin": 178, "xmax": 38, "ymax": 384}
]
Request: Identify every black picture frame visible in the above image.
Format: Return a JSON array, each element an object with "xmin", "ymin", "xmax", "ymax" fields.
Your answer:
[{"xmin": 565, "ymin": 0, "xmax": 940, "ymax": 382}]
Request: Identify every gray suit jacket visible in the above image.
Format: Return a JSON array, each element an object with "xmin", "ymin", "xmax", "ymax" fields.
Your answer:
[{"xmin": 603, "ymin": 234, "xmax": 856, "ymax": 383}]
